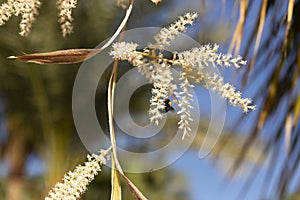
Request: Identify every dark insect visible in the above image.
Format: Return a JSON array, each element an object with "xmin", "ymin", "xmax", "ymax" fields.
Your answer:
[{"xmin": 162, "ymin": 99, "xmax": 175, "ymax": 113}]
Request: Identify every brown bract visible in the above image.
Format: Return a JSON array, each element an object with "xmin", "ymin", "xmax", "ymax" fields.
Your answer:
[
  {"xmin": 8, "ymin": 49, "xmax": 101, "ymax": 64},
  {"xmin": 151, "ymin": 0, "xmax": 162, "ymax": 5}
]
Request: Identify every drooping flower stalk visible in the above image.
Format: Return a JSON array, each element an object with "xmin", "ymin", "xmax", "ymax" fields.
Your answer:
[{"xmin": 45, "ymin": 148, "xmax": 111, "ymax": 200}]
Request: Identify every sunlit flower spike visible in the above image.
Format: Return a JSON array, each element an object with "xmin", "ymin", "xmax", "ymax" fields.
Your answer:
[{"xmin": 110, "ymin": 12, "xmax": 255, "ymax": 139}]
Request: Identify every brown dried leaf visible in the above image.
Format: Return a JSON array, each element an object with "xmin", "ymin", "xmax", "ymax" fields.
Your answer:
[
  {"xmin": 119, "ymin": 173, "xmax": 148, "ymax": 200},
  {"xmin": 111, "ymin": 158, "xmax": 122, "ymax": 200},
  {"xmin": 8, "ymin": 49, "xmax": 101, "ymax": 64},
  {"xmin": 228, "ymin": 0, "xmax": 247, "ymax": 55},
  {"xmin": 285, "ymin": 113, "xmax": 293, "ymax": 154}
]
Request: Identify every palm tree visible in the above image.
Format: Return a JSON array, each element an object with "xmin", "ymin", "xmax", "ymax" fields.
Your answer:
[{"xmin": 218, "ymin": 0, "xmax": 300, "ymax": 199}]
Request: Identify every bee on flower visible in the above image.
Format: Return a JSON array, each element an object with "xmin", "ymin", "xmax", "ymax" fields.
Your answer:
[{"xmin": 110, "ymin": 12, "xmax": 255, "ymax": 139}]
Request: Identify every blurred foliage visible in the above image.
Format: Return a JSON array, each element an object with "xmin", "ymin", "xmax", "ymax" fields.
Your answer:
[
  {"xmin": 218, "ymin": 0, "xmax": 300, "ymax": 199},
  {"xmin": 285, "ymin": 190, "xmax": 300, "ymax": 200}
]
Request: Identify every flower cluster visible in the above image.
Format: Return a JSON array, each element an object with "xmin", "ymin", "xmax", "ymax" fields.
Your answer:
[
  {"xmin": 173, "ymin": 45, "xmax": 246, "ymax": 69},
  {"xmin": 198, "ymin": 73, "xmax": 255, "ymax": 112},
  {"xmin": 173, "ymin": 44, "xmax": 254, "ymax": 112},
  {"xmin": 110, "ymin": 12, "xmax": 255, "ymax": 139},
  {"xmin": 45, "ymin": 149, "xmax": 109, "ymax": 200},
  {"xmin": 176, "ymin": 74, "xmax": 194, "ymax": 138},
  {"xmin": 0, "ymin": 0, "xmax": 41, "ymax": 36},
  {"xmin": 57, "ymin": 0, "xmax": 77, "ymax": 37},
  {"xmin": 148, "ymin": 61, "xmax": 176, "ymax": 124},
  {"xmin": 149, "ymin": 12, "xmax": 198, "ymax": 49},
  {"xmin": 0, "ymin": 0, "xmax": 77, "ymax": 37}
]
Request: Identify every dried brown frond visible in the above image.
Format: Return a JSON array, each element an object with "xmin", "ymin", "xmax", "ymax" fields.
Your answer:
[
  {"xmin": 8, "ymin": 49, "xmax": 101, "ymax": 64},
  {"xmin": 228, "ymin": 0, "xmax": 247, "ymax": 55},
  {"xmin": 227, "ymin": 0, "xmax": 300, "ymax": 198},
  {"xmin": 245, "ymin": 0, "xmax": 268, "ymax": 79}
]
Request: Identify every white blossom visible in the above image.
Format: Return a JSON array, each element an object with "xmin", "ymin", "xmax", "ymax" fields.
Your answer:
[
  {"xmin": 57, "ymin": 0, "xmax": 77, "ymax": 37},
  {"xmin": 0, "ymin": 0, "xmax": 78, "ymax": 37},
  {"xmin": 174, "ymin": 44, "xmax": 247, "ymax": 70},
  {"xmin": 0, "ymin": 0, "xmax": 41, "ymax": 36},
  {"xmin": 175, "ymin": 74, "xmax": 194, "ymax": 139},
  {"xmin": 45, "ymin": 149, "xmax": 109, "ymax": 200},
  {"xmin": 149, "ymin": 12, "xmax": 198, "ymax": 49},
  {"xmin": 109, "ymin": 12, "xmax": 255, "ymax": 139},
  {"xmin": 110, "ymin": 42, "xmax": 146, "ymax": 67},
  {"xmin": 148, "ymin": 61, "xmax": 175, "ymax": 124},
  {"xmin": 200, "ymin": 73, "xmax": 256, "ymax": 112}
]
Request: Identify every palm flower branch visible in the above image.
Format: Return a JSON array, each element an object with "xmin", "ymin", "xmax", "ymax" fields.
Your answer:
[{"xmin": 110, "ymin": 12, "xmax": 255, "ymax": 139}]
